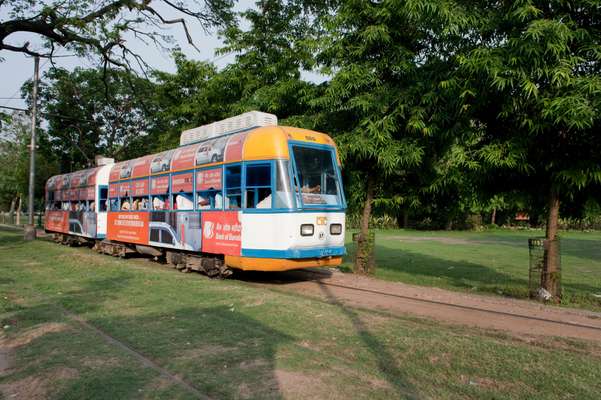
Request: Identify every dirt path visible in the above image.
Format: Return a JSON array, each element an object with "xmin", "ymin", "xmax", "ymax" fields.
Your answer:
[
  {"xmin": 242, "ymin": 269, "xmax": 601, "ymax": 343},
  {"xmin": 0, "ymin": 346, "xmax": 13, "ymax": 376}
]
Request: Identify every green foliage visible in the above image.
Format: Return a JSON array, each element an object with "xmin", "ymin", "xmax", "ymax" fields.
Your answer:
[
  {"xmin": 0, "ymin": 111, "xmax": 58, "ymax": 210},
  {"xmin": 6, "ymin": 0, "xmax": 601, "ymax": 231},
  {"xmin": 28, "ymin": 67, "xmax": 158, "ymax": 171},
  {"xmin": 458, "ymin": 0, "xmax": 601, "ymax": 196}
]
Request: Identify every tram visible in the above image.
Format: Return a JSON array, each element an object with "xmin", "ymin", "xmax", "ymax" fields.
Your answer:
[{"xmin": 44, "ymin": 112, "xmax": 346, "ymax": 276}]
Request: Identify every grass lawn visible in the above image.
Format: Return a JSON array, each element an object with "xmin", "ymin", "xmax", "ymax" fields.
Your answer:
[
  {"xmin": 1, "ymin": 226, "xmax": 600, "ymax": 399},
  {"xmin": 342, "ymin": 228, "xmax": 601, "ymax": 311}
]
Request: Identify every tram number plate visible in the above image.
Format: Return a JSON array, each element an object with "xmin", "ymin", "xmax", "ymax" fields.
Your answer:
[{"xmin": 319, "ymin": 248, "xmax": 335, "ymax": 257}]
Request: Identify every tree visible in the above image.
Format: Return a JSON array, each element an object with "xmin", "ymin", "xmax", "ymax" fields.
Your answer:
[
  {"xmin": 216, "ymin": 0, "xmax": 327, "ymax": 121},
  {"xmin": 459, "ymin": 0, "xmax": 601, "ymax": 299},
  {"xmin": 313, "ymin": 0, "xmax": 479, "ymax": 273},
  {"xmin": 28, "ymin": 66, "xmax": 158, "ymax": 172},
  {"xmin": 151, "ymin": 52, "xmax": 229, "ymax": 150},
  {"xmin": 0, "ymin": 111, "xmax": 57, "ymax": 211},
  {"xmin": 0, "ymin": 0, "xmax": 234, "ymax": 71}
]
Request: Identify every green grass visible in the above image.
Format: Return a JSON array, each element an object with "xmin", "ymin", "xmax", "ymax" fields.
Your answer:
[
  {"xmin": 1, "ymin": 226, "xmax": 601, "ymax": 399},
  {"xmin": 342, "ymin": 228, "xmax": 601, "ymax": 311}
]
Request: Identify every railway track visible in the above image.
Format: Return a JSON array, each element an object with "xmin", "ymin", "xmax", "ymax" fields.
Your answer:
[{"xmin": 236, "ymin": 269, "xmax": 601, "ymax": 342}]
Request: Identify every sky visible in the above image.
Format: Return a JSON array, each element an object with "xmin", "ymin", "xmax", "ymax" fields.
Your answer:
[{"xmin": 0, "ymin": 0, "xmax": 257, "ymax": 109}]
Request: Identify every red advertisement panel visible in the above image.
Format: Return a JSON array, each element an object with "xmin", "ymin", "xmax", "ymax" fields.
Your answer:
[
  {"xmin": 132, "ymin": 179, "xmax": 149, "ymax": 196},
  {"xmin": 171, "ymin": 144, "xmax": 200, "ymax": 171},
  {"xmin": 70, "ymin": 173, "xmax": 82, "ymax": 188},
  {"xmin": 109, "ymin": 184, "xmax": 118, "ymax": 198},
  {"xmin": 196, "ymin": 168, "xmax": 222, "ymax": 191},
  {"xmin": 151, "ymin": 176, "xmax": 169, "ymax": 194},
  {"xmin": 109, "ymin": 162, "xmax": 125, "ymax": 182},
  {"xmin": 171, "ymin": 173, "xmax": 193, "ymax": 193},
  {"xmin": 81, "ymin": 186, "xmax": 95, "ymax": 200},
  {"xmin": 107, "ymin": 212, "xmax": 149, "ymax": 244},
  {"xmin": 201, "ymin": 211, "xmax": 241, "ymax": 256},
  {"xmin": 46, "ymin": 176, "xmax": 58, "ymax": 191},
  {"xmin": 86, "ymin": 168, "xmax": 98, "ymax": 186},
  {"xmin": 131, "ymin": 156, "xmax": 153, "ymax": 179},
  {"xmin": 224, "ymin": 132, "xmax": 248, "ymax": 161},
  {"xmin": 119, "ymin": 182, "xmax": 131, "ymax": 197},
  {"xmin": 45, "ymin": 211, "xmax": 68, "ymax": 233},
  {"xmin": 85, "ymin": 186, "xmax": 96, "ymax": 200}
]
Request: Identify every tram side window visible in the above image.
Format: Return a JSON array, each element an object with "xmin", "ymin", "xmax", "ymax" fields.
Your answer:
[
  {"xmin": 152, "ymin": 195, "xmax": 169, "ymax": 210},
  {"xmin": 172, "ymin": 192, "xmax": 193, "ymax": 210},
  {"xmin": 197, "ymin": 189, "xmax": 222, "ymax": 210},
  {"xmin": 110, "ymin": 198, "xmax": 120, "ymax": 211},
  {"xmin": 245, "ymin": 163, "xmax": 272, "ymax": 209},
  {"xmin": 225, "ymin": 165, "xmax": 242, "ymax": 209},
  {"xmin": 99, "ymin": 188, "xmax": 108, "ymax": 212},
  {"xmin": 131, "ymin": 196, "xmax": 149, "ymax": 211},
  {"xmin": 275, "ymin": 160, "xmax": 294, "ymax": 209}
]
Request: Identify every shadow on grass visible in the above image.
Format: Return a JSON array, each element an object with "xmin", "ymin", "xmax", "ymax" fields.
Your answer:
[
  {"xmin": 344, "ymin": 239, "xmax": 601, "ymax": 305},
  {"xmin": 3, "ymin": 282, "xmax": 294, "ymax": 399},
  {"xmin": 317, "ymin": 282, "xmax": 419, "ymax": 399},
  {"xmin": 0, "ymin": 227, "xmax": 27, "ymax": 248},
  {"xmin": 56, "ymin": 307, "xmax": 291, "ymax": 399},
  {"xmin": 345, "ymin": 242, "xmax": 527, "ymax": 290}
]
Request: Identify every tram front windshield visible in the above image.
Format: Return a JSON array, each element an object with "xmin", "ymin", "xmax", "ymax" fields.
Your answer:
[{"xmin": 292, "ymin": 145, "xmax": 342, "ymax": 208}]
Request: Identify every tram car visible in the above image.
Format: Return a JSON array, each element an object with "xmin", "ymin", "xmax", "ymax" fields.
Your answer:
[{"xmin": 44, "ymin": 112, "xmax": 346, "ymax": 276}]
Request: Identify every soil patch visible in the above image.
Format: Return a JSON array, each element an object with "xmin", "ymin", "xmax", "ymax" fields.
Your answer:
[
  {"xmin": 0, "ymin": 367, "xmax": 78, "ymax": 400},
  {"xmin": 255, "ymin": 269, "xmax": 601, "ymax": 343},
  {"xmin": 0, "ymin": 322, "xmax": 68, "ymax": 348}
]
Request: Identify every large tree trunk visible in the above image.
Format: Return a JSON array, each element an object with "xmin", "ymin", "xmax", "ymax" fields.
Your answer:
[
  {"xmin": 491, "ymin": 208, "xmax": 497, "ymax": 225},
  {"xmin": 354, "ymin": 174, "xmax": 375, "ymax": 274},
  {"xmin": 402, "ymin": 209, "xmax": 409, "ymax": 229},
  {"xmin": 542, "ymin": 189, "xmax": 561, "ymax": 300}
]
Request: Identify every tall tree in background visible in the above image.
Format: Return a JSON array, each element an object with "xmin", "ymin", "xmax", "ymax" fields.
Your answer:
[
  {"xmin": 0, "ymin": 111, "xmax": 58, "ymax": 211},
  {"xmin": 314, "ymin": 0, "xmax": 480, "ymax": 273},
  {"xmin": 217, "ymin": 0, "xmax": 327, "ymax": 120},
  {"xmin": 459, "ymin": 1, "xmax": 601, "ymax": 298},
  {"xmin": 151, "ymin": 52, "xmax": 229, "ymax": 150},
  {"xmin": 30, "ymin": 67, "xmax": 158, "ymax": 172}
]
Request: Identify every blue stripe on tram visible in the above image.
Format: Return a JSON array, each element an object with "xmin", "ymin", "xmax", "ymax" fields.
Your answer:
[{"xmin": 241, "ymin": 246, "xmax": 346, "ymax": 259}]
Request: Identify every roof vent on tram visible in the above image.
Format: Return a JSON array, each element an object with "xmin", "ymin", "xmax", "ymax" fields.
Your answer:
[
  {"xmin": 179, "ymin": 111, "xmax": 278, "ymax": 146},
  {"xmin": 95, "ymin": 156, "xmax": 115, "ymax": 166}
]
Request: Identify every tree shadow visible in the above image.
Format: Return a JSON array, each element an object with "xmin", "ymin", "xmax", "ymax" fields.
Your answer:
[
  {"xmin": 316, "ymin": 282, "xmax": 419, "ymax": 399},
  {"xmin": 3, "ymin": 279, "xmax": 293, "ymax": 400},
  {"xmin": 351, "ymin": 242, "xmax": 528, "ymax": 288},
  {"xmin": 345, "ymin": 239, "xmax": 601, "ymax": 298},
  {"xmin": 0, "ymin": 227, "xmax": 27, "ymax": 248}
]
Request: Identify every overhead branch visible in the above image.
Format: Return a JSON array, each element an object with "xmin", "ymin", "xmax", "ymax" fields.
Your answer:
[
  {"xmin": 144, "ymin": 5, "xmax": 200, "ymax": 52},
  {"xmin": 0, "ymin": 0, "xmax": 233, "ymax": 73}
]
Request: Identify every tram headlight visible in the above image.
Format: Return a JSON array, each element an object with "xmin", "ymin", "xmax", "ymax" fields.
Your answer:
[
  {"xmin": 330, "ymin": 223, "xmax": 342, "ymax": 235},
  {"xmin": 300, "ymin": 224, "xmax": 314, "ymax": 236}
]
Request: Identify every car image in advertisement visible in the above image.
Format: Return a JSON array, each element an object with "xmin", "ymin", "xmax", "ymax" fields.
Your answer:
[
  {"xmin": 150, "ymin": 150, "xmax": 175, "ymax": 173},
  {"xmin": 195, "ymin": 136, "xmax": 228, "ymax": 166}
]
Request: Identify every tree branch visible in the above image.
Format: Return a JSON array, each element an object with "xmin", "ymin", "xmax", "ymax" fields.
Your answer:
[{"xmin": 144, "ymin": 5, "xmax": 200, "ymax": 52}]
